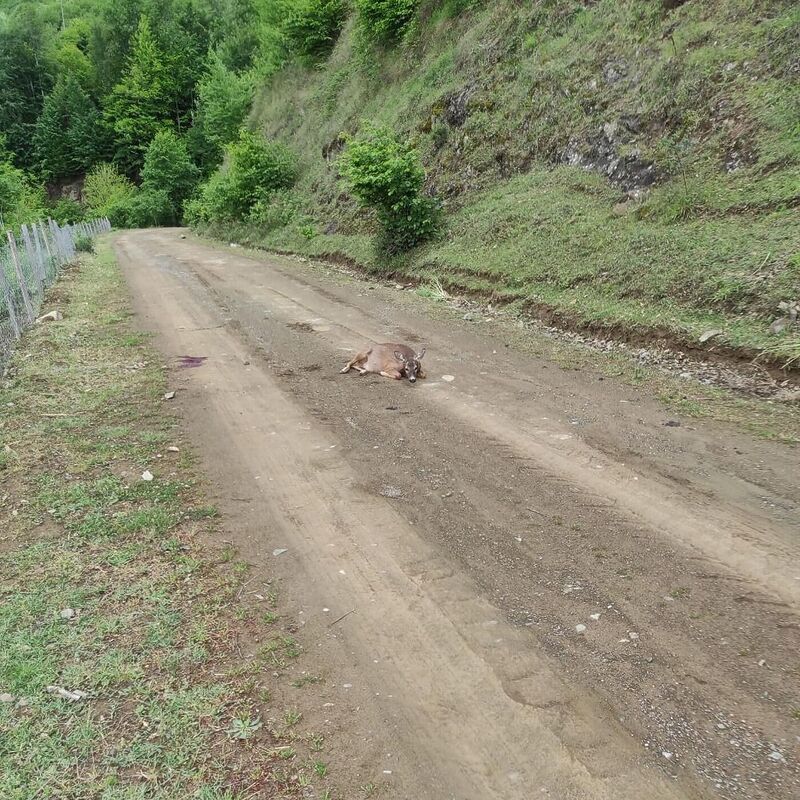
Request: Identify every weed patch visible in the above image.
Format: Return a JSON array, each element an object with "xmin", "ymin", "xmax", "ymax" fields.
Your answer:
[{"xmin": 0, "ymin": 243, "xmax": 335, "ymax": 799}]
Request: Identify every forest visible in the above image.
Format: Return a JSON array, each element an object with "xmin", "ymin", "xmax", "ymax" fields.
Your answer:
[
  {"xmin": 0, "ymin": 0, "xmax": 307, "ymax": 228},
  {"xmin": 1, "ymin": 1, "xmax": 797, "ymax": 363}
]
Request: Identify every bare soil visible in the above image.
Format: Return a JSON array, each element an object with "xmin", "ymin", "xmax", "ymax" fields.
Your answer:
[{"xmin": 115, "ymin": 228, "xmax": 799, "ymax": 800}]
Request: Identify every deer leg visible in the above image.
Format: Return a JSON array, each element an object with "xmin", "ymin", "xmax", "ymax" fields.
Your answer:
[
  {"xmin": 380, "ymin": 370, "xmax": 402, "ymax": 380},
  {"xmin": 340, "ymin": 350, "xmax": 370, "ymax": 374}
]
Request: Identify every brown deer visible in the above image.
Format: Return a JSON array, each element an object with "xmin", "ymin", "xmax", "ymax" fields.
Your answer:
[{"xmin": 340, "ymin": 343, "xmax": 427, "ymax": 383}]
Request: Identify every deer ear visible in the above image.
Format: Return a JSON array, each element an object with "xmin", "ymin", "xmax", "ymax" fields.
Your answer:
[
  {"xmin": 394, "ymin": 351, "xmax": 406, "ymax": 362},
  {"xmin": 416, "ymin": 349, "xmax": 426, "ymax": 360}
]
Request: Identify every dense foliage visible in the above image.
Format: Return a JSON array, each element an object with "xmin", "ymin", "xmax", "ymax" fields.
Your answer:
[
  {"xmin": 284, "ymin": 0, "xmax": 349, "ymax": 63},
  {"xmin": 355, "ymin": 0, "xmax": 418, "ymax": 44},
  {"xmin": 186, "ymin": 130, "xmax": 297, "ymax": 223},
  {"xmin": 0, "ymin": 0, "xmax": 444, "ymax": 231},
  {"xmin": 0, "ymin": 0, "xmax": 314, "ymax": 228},
  {"xmin": 339, "ymin": 126, "xmax": 438, "ymax": 251}
]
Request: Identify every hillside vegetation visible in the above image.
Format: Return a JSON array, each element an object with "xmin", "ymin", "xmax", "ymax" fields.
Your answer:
[
  {"xmin": 239, "ymin": 0, "xmax": 800, "ymax": 363},
  {"xmin": 1, "ymin": 0, "xmax": 798, "ymax": 362}
]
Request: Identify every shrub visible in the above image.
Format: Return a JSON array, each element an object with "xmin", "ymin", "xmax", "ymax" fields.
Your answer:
[
  {"xmin": 248, "ymin": 191, "xmax": 303, "ymax": 230},
  {"xmin": 83, "ymin": 163, "xmax": 136, "ymax": 216},
  {"xmin": 355, "ymin": 0, "xmax": 417, "ymax": 44},
  {"xmin": 187, "ymin": 130, "xmax": 297, "ymax": 223},
  {"xmin": 338, "ymin": 125, "xmax": 438, "ymax": 252},
  {"xmin": 284, "ymin": 0, "xmax": 349, "ymax": 63},
  {"xmin": 74, "ymin": 234, "xmax": 95, "ymax": 253},
  {"xmin": 105, "ymin": 189, "xmax": 174, "ymax": 228},
  {"xmin": 141, "ymin": 130, "xmax": 200, "ymax": 216},
  {"xmin": 50, "ymin": 198, "xmax": 85, "ymax": 224}
]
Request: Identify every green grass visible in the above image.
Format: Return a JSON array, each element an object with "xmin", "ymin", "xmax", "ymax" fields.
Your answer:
[
  {"xmin": 0, "ymin": 243, "xmax": 336, "ymax": 800},
  {"xmin": 200, "ymin": 0, "xmax": 800, "ymax": 366}
]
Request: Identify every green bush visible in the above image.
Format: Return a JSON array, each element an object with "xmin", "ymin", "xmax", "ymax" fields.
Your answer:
[
  {"xmin": 338, "ymin": 125, "xmax": 438, "ymax": 252},
  {"xmin": 74, "ymin": 234, "xmax": 95, "ymax": 253},
  {"xmin": 187, "ymin": 130, "xmax": 297, "ymax": 223},
  {"xmin": 284, "ymin": 0, "xmax": 349, "ymax": 63},
  {"xmin": 50, "ymin": 198, "xmax": 85, "ymax": 224},
  {"xmin": 83, "ymin": 163, "xmax": 136, "ymax": 216},
  {"xmin": 106, "ymin": 189, "xmax": 174, "ymax": 228},
  {"xmin": 141, "ymin": 130, "xmax": 200, "ymax": 218},
  {"xmin": 248, "ymin": 191, "xmax": 303, "ymax": 230},
  {"xmin": 355, "ymin": 0, "xmax": 417, "ymax": 44}
]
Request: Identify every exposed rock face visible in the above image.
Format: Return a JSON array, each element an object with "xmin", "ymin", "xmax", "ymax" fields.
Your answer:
[
  {"xmin": 47, "ymin": 177, "xmax": 85, "ymax": 202},
  {"xmin": 562, "ymin": 122, "xmax": 658, "ymax": 195},
  {"xmin": 442, "ymin": 84, "xmax": 476, "ymax": 128}
]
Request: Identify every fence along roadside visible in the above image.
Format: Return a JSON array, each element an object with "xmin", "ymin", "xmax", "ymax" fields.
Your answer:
[{"xmin": 0, "ymin": 217, "xmax": 111, "ymax": 365}]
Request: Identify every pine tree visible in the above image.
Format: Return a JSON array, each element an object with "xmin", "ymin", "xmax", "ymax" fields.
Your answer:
[
  {"xmin": 192, "ymin": 51, "xmax": 254, "ymax": 170},
  {"xmin": 33, "ymin": 76, "xmax": 103, "ymax": 182},
  {"xmin": 104, "ymin": 16, "xmax": 172, "ymax": 176}
]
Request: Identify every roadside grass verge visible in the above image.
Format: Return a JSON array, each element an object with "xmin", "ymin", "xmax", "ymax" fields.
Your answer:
[
  {"xmin": 201, "ymin": 165, "xmax": 800, "ymax": 369},
  {"xmin": 0, "ymin": 244, "xmax": 335, "ymax": 799},
  {"xmin": 192, "ymin": 231, "xmax": 800, "ymax": 444}
]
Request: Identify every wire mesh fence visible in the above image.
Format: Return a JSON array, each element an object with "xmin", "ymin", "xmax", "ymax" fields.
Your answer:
[{"xmin": 0, "ymin": 217, "xmax": 110, "ymax": 366}]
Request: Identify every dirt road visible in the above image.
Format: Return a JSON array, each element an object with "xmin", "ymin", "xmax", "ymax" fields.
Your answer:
[{"xmin": 114, "ymin": 229, "xmax": 799, "ymax": 800}]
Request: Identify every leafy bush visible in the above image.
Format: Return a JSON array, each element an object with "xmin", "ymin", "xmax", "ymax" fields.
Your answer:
[
  {"xmin": 105, "ymin": 189, "xmax": 174, "ymax": 228},
  {"xmin": 248, "ymin": 191, "xmax": 303, "ymax": 229},
  {"xmin": 49, "ymin": 198, "xmax": 85, "ymax": 224},
  {"xmin": 355, "ymin": 0, "xmax": 417, "ymax": 44},
  {"xmin": 338, "ymin": 125, "xmax": 438, "ymax": 252},
  {"xmin": 83, "ymin": 163, "xmax": 136, "ymax": 216},
  {"xmin": 141, "ymin": 130, "xmax": 200, "ymax": 218},
  {"xmin": 187, "ymin": 130, "xmax": 297, "ymax": 223},
  {"xmin": 0, "ymin": 160, "xmax": 47, "ymax": 228},
  {"xmin": 74, "ymin": 234, "xmax": 95, "ymax": 253},
  {"xmin": 284, "ymin": 0, "xmax": 349, "ymax": 63}
]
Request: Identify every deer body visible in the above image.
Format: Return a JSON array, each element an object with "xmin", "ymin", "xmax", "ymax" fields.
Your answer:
[{"xmin": 340, "ymin": 343, "xmax": 426, "ymax": 382}]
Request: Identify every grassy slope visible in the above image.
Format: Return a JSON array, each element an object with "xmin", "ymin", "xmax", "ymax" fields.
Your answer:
[
  {"xmin": 0, "ymin": 244, "xmax": 336, "ymax": 799},
  {"xmin": 222, "ymin": 0, "xmax": 800, "ymax": 363}
]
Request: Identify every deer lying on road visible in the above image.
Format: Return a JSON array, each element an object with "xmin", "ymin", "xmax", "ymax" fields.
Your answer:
[{"xmin": 340, "ymin": 343, "xmax": 427, "ymax": 383}]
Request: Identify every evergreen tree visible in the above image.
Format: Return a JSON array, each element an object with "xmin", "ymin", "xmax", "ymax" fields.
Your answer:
[
  {"xmin": 104, "ymin": 16, "xmax": 172, "ymax": 176},
  {"xmin": 141, "ymin": 130, "xmax": 200, "ymax": 214},
  {"xmin": 33, "ymin": 76, "xmax": 103, "ymax": 181},
  {"xmin": 0, "ymin": 7, "xmax": 55, "ymax": 170},
  {"xmin": 192, "ymin": 51, "xmax": 254, "ymax": 170}
]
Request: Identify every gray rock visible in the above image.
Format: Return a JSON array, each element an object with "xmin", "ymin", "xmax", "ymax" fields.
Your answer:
[
  {"xmin": 0, "ymin": 693, "xmax": 14, "ymax": 703},
  {"xmin": 60, "ymin": 608, "xmax": 75, "ymax": 620},
  {"xmin": 36, "ymin": 310, "xmax": 63, "ymax": 324},
  {"xmin": 699, "ymin": 329, "xmax": 723, "ymax": 343}
]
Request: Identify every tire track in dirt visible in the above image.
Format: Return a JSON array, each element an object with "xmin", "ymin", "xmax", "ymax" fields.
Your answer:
[{"xmin": 116, "ymin": 229, "xmax": 799, "ymax": 800}]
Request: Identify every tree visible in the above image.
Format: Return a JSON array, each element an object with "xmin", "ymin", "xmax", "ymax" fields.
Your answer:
[
  {"xmin": 83, "ymin": 162, "xmax": 136, "ymax": 214},
  {"xmin": 0, "ymin": 7, "xmax": 55, "ymax": 169},
  {"xmin": 103, "ymin": 16, "xmax": 172, "ymax": 176},
  {"xmin": 141, "ymin": 130, "xmax": 200, "ymax": 214},
  {"xmin": 192, "ymin": 51, "xmax": 255, "ymax": 170},
  {"xmin": 33, "ymin": 76, "xmax": 104, "ymax": 181}
]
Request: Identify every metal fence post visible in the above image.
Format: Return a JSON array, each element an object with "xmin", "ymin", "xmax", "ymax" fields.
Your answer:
[
  {"xmin": 0, "ymin": 254, "xmax": 22, "ymax": 340},
  {"xmin": 33, "ymin": 222, "xmax": 51, "ymax": 284},
  {"xmin": 6, "ymin": 231, "xmax": 35, "ymax": 323},
  {"xmin": 21, "ymin": 224, "xmax": 44, "ymax": 297}
]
